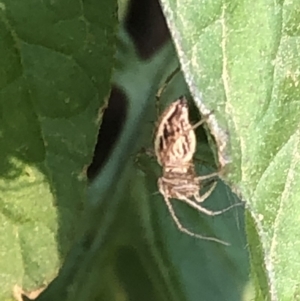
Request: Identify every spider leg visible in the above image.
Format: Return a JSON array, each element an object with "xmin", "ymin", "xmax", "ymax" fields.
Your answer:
[
  {"xmin": 179, "ymin": 194, "xmax": 219, "ymax": 216},
  {"xmin": 196, "ymin": 172, "xmax": 219, "ymax": 181},
  {"xmin": 179, "ymin": 111, "xmax": 213, "ymax": 138},
  {"xmin": 162, "ymin": 194, "xmax": 229, "ymax": 245},
  {"xmin": 190, "ymin": 114, "xmax": 210, "ymax": 130},
  {"xmin": 195, "ymin": 181, "xmax": 218, "ymax": 203},
  {"xmin": 177, "ymin": 185, "xmax": 243, "ymax": 216},
  {"xmin": 194, "ymin": 181, "xmax": 244, "ymax": 213},
  {"xmin": 178, "ymin": 186, "xmax": 244, "ymax": 216}
]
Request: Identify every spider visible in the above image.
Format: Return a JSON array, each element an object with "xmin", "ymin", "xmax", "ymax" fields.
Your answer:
[{"xmin": 154, "ymin": 96, "xmax": 239, "ymax": 245}]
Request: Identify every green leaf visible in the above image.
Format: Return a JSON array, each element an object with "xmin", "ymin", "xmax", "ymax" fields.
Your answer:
[
  {"xmin": 159, "ymin": 0, "xmax": 300, "ymax": 300},
  {"xmin": 0, "ymin": 0, "xmax": 117, "ymax": 299},
  {"xmin": 30, "ymin": 28, "xmax": 180, "ymax": 300},
  {"xmin": 38, "ymin": 26, "xmax": 249, "ymax": 300}
]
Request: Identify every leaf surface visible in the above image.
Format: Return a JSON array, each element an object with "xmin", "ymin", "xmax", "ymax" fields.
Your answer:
[
  {"xmin": 159, "ymin": 0, "xmax": 300, "ymax": 300},
  {"xmin": 0, "ymin": 0, "xmax": 117, "ymax": 299}
]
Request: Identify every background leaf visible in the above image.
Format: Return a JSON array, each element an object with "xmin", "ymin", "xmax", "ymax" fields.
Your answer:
[{"xmin": 0, "ymin": 0, "xmax": 117, "ymax": 299}]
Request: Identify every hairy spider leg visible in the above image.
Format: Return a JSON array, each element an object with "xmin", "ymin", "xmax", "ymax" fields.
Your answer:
[{"xmin": 162, "ymin": 194, "xmax": 229, "ymax": 246}]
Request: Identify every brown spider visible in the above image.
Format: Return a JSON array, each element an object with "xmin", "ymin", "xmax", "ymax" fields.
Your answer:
[{"xmin": 154, "ymin": 96, "xmax": 238, "ymax": 245}]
